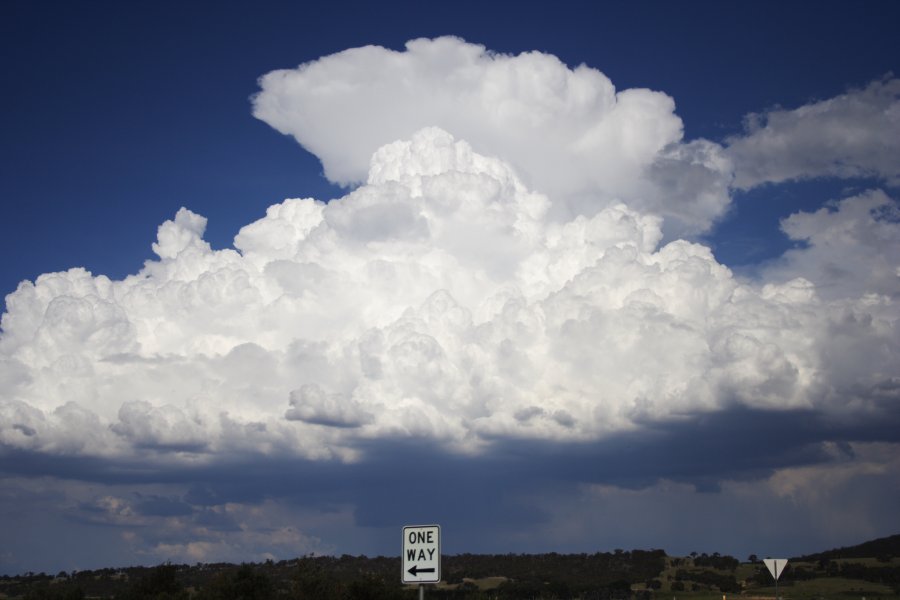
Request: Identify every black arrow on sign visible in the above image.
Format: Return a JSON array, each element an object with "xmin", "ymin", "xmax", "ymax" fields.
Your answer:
[{"xmin": 407, "ymin": 565, "xmax": 436, "ymax": 576}]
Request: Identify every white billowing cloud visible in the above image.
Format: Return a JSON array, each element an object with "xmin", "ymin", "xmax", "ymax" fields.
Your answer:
[
  {"xmin": 111, "ymin": 400, "xmax": 208, "ymax": 451},
  {"xmin": 152, "ymin": 208, "xmax": 210, "ymax": 260},
  {"xmin": 762, "ymin": 189, "xmax": 900, "ymax": 300},
  {"xmin": 728, "ymin": 77, "xmax": 900, "ymax": 189},
  {"xmin": 2, "ymin": 127, "xmax": 898, "ymax": 465},
  {"xmin": 286, "ymin": 384, "xmax": 373, "ymax": 428},
  {"xmin": 253, "ymin": 36, "xmax": 733, "ymax": 236}
]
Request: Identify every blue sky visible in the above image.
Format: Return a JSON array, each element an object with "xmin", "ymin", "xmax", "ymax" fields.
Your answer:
[{"xmin": 1, "ymin": 0, "xmax": 899, "ymax": 576}]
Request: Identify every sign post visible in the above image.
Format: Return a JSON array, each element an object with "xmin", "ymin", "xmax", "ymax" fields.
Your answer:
[
  {"xmin": 763, "ymin": 558, "xmax": 788, "ymax": 600},
  {"xmin": 402, "ymin": 524, "xmax": 441, "ymax": 596}
]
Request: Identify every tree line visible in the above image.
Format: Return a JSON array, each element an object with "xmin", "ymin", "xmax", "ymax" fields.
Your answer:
[{"xmin": 3, "ymin": 535, "xmax": 899, "ymax": 600}]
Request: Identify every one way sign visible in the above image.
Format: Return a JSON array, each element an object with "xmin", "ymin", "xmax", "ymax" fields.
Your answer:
[{"xmin": 402, "ymin": 524, "xmax": 441, "ymax": 584}]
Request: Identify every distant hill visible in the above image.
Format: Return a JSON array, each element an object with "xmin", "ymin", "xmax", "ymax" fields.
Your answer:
[
  {"xmin": 795, "ymin": 533, "xmax": 900, "ymax": 561},
  {"xmin": 2, "ymin": 534, "xmax": 899, "ymax": 599}
]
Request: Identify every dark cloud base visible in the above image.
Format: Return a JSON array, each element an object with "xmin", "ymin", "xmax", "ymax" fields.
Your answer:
[{"xmin": 3, "ymin": 404, "xmax": 898, "ymax": 564}]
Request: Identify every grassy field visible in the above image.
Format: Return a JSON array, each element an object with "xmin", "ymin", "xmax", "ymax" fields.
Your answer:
[
  {"xmin": 651, "ymin": 554, "xmax": 900, "ymax": 600},
  {"xmin": 750, "ymin": 578, "xmax": 899, "ymax": 600},
  {"xmin": 652, "ymin": 587, "xmax": 900, "ymax": 600}
]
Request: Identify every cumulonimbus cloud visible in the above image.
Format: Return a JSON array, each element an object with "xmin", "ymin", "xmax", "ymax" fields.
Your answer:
[
  {"xmin": 2, "ymin": 37, "xmax": 900, "ymax": 571},
  {"xmin": 1, "ymin": 126, "xmax": 897, "ymax": 467}
]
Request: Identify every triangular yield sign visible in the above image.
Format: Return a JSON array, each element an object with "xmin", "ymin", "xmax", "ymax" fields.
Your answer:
[{"xmin": 764, "ymin": 558, "xmax": 788, "ymax": 580}]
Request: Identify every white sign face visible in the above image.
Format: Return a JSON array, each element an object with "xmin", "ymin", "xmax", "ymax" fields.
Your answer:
[
  {"xmin": 402, "ymin": 524, "xmax": 441, "ymax": 584},
  {"xmin": 764, "ymin": 558, "xmax": 789, "ymax": 580}
]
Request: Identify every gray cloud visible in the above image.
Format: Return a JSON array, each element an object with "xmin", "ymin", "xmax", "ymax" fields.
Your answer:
[
  {"xmin": 285, "ymin": 384, "xmax": 373, "ymax": 428},
  {"xmin": 2, "ymin": 402, "xmax": 898, "ymax": 569},
  {"xmin": 759, "ymin": 189, "xmax": 900, "ymax": 300},
  {"xmin": 727, "ymin": 77, "xmax": 900, "ymax": 190}
]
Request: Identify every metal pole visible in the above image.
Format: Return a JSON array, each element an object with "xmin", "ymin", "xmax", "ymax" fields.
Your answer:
[
  {"xmin": 774, "ymin": 560, "xmax": 779, "ymax": 600},
  {"xmin": 419, "ymin": 583, "xmax": 424, "ymax": 600}
]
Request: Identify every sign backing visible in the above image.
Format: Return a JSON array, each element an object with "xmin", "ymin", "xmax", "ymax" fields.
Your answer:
[{"xmin": 764, "ymin": 558, "xmax": 788, "ymax": 580}]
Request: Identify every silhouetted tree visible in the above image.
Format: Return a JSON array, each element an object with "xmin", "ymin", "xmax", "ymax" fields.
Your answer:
[
  {"xmin": 197, "ymin": 564, "xmax": 274, "ymax": 600},
  {"xmin": 119, "ymin": 563, "xmax": 187, "ymax": 600},
  {"xmin": 23, "ymin": 584, "xmax": 85, "ymax": 600},
  {"xmin": 290, "ymin": 557, "xmax": 342, "ymax": 600}
]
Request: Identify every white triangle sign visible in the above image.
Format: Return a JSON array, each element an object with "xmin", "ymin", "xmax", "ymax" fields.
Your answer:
[{"xmin": 764, "ymin": 558, "xmax": 788, "ymax": 580}]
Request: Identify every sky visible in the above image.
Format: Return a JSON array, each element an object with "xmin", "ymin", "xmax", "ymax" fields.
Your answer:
[{"xmin": 1, "ymin": 0, "xmax": 899, "ymax": 576}]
